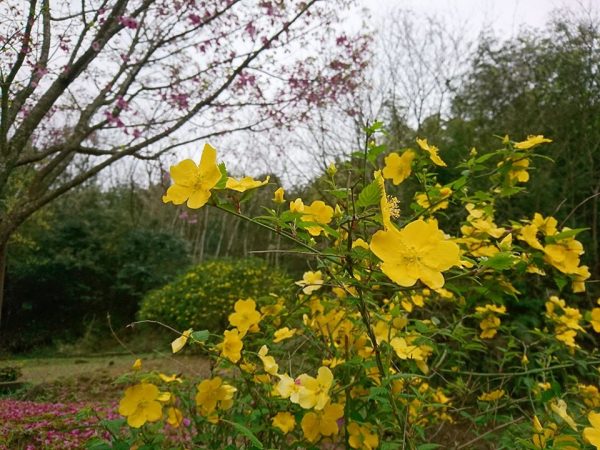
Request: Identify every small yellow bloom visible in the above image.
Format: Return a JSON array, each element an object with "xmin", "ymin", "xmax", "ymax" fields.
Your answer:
[
  {"xmin": 159, "ymin": 373, "xmax": 182, "ymax": 383},
  {"xmin": 416, "ymin": 138, "xmax": 446, "ymax": 166},
  {"xmin": 390, "ymin": 337, "xmax": 423, "ymax": 360},
  {"xmin": 549, "ymin": 398, "xmax": 577, "ymax": 431},
  {"xmin": 382, "ymin": 150, "xmax": 415, "ymax": 185},
  {"xmin": 220, "ymin": 328, "xmax": 244, "ymax": 363},
  {"xmin": 478, "ymin": 389, "xmax": 505, "ymax": 402},
  {"xmin": 226, "ymin": 175, "xmax": 270, "ymax": 192},
  {"xmin": 415, "ymin": 184, "xmax": 452, "ymax": 212},
  {"xmin": 195, "ymin": 377, "xmax": 236, "ymax": 416},
  {"xmin": 228, "ymin": 298, "xmax": 261, "ymax": 334},
  {"xmin": 301, "ymin": 403, "xmax": 344, "ymax": 443},
  {"xmin": 166, "ymin": 407, "xmax": 183, "ymax": 427},
  {"xmin": 162, "ymin": 143, "xmax": 222, "ymax": 209},
  {"xmin": 295, "ymin": 271, "xmax": 324, "ymax": 295},
  {"xmin": 302, "ymin": 201, "xmax": 334, "ymax": 236},
  {"xmin": 583, "ymin": 411, "xmax": 600, "ymax": 449},
  {"xmin": 171, "ymin": 328, "xmax": 193, "ymax": 354},
  {"xmin": 514, "ymin": 135, "xmax": 552, "ymax": 150},
  {"xmin": 273, "ymin": 187, "xmax": 285, "ymax": 203},
  {"xmin": 272, "ymin": 411, "xmax": 296, "ymax": 434},
  {"xmin": 290, "ymin": 198, "xmax": 305, "ymax": 213},
  {"xmin": 297, "ymin": 366, "xmax": 334, "ymax": 410},
  {"xmin": 590, "ymin": 307, "xmax": 600, "ymax": 333},
  {"xmin": 273, "ymin": 327, "xmax": 297, "ymax": 343},
  {"xmin": 275, "ymin": 373, "xmax": 301, "ymax": 401},
  {"xmin": 352, "ymin": 238, "xmax": 370, "ymax": 250},
  {"xmin": 258, "ymin": 345, "xmax": 279, "ymax": 375},
  {"xmin": 132, "ymin": 359, "xmax": 142, "ymax": 370},
  {"xmin": 348, "ymin": 422, "xmax": 379, "ymax": 450},
  {"xmin": 327, "ymin": 163, "xmax": 337, "ymax": 177},
  {"xmin": 118, "ymin": 383, "xmax": 163, "ymax": 428}
]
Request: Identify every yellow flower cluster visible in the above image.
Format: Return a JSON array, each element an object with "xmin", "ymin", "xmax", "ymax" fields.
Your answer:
[{"xmin": 545, "ymin": 296, "xmax": 583, "ymax": 349}]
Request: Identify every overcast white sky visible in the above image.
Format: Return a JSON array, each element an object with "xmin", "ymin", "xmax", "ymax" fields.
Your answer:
[{"xmin": 357, "ymin": 0, "xmax": 597, "ymax": 38}]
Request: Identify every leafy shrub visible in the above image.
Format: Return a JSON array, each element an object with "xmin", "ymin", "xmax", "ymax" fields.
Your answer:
[
  {"xmin": 138, "ymin": 258, "xmax": 291, "ymax": 333},
  {"xmin": 0, "ymin": 366, "xmax": 22, "ymax": 382}
]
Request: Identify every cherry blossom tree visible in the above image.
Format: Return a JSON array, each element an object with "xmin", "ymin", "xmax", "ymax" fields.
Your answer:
[{"xmin": 0, "ymin": 0, "xmax": 369, "ymax": 329}]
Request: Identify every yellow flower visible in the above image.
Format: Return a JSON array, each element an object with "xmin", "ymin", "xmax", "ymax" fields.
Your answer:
[
  {"xmin": 478, "ymin": 389, "xmax": 505, "ymax": 402},
  {"xmin": 301, "ymin": 403, "xmax": 344, "ymax": 443},
  {"xmin": 220, "ymin": 328, "xmax": 243, "ymax": 363},
  {"xmin": 415, "ymin": 184, "xmax": 452, "ymax": 212},
  {"xmin": 275, "ymin": 374, "xmax": 301, "ymax": 401},
  {"xmin": 591, "ymin": 308, "xmax": 600, "ymax": 333},
  {"xmin": 532, "ymin": 416, "xmax": 555, "ymax": 449},
  {"xmin": 132, "ymin": 359, "xmax": 142, "ymax": 371},
  {"xmin": 297, "ymin": 366, "xmax": 334, "ymax": 410},
  {"xmin": 374, "ymin": 170, "xmax": 395, "ymax": 230},
  {"xmin": 273, "ymin": 187, "xmax": 285, "ymax": 203},
  {"xmin": 273, "ymin": 327, "xmax": 297, "ymax": 343},
  {"xmin": 171, "ymin": 328, "xmax": 193, "ymax": 353},
  {"xmin": 327, "ymin": 163, "xmax": 337, "ymax": 177},
  {"xmin": 579, "ymin": 384, "xmax": 600, "ymax": 408},
  {"xmin": 302, "ymin": 201, "xmax": 334, "ymax": 236},
  {"xmin": 295, "ymin": 271, "xmax": 324, "ymax": 295},
  {"xmin": 272, "ymin": 411, "xmax": 296, "ymax": 434},
  {"xmin": 514, "ymin": 135, "xmax": 552, "ymax": 150},
  {"xmin": 370, "ymin": 219, "xmax": 460, "ymax": 289},
  {"xmin": 352, "ymin": 238, "xmax": 370, "ymax": 250},
  {"xmin": 159, "ymin": 373, "xmax": 183, "ymax": 384},
  {"xmin": 507, "ymin": 156, "xmax": 530, "ymax": 183},
  {"xmin": 583, "ymin": 411, "xmax": 600, "ymax": 449},
  {"xmin": 166, "ymin": 407, "xmax": 184, "ymax": 427},
  {"xmin": 348, "ymin": 422, "xmax": 379, "ymax": 450},
  {"xmin": 544, "ymin": 237, "xmax": 584, "ymax": 274},
  {"xmin": 549, "ymin": 398, "xmax": 577, "ymax": 431},
  {"xmin": 475, "ymin": 304, "xmax": 506, "ymax": 339},
  {"xmin": 162, "ymin": 143, "xmax": 222, "ymax": 209},
  {"xmin": 382, "ymin": 150, "xmax": 415, "ymax": 185},
  {"xmin": 118, "ymin": 383, "xmax": 163, "ymax": 428},
  {"xmin": 195, "ymin": 377, "xmax": 236, "ymax": 416},
  {"xmin": 228, "ymin": 298, "xmax": 261, "ymax": 334},
  {"xmin": 416, "ymin": 138, "xmax": 446, "ymax": 166},
  {"xmin": 226, "ymin": 175, "xmax": 270, "ymax": 192},
  {"xmin": 390, "ymin": 337, "xmax": 423, "ymax": 360},
  {"xmin": 290, "ymin": 198, "xmax": 305, "ymax": 213},
  {"xmin": 258, "ymin": 345, "xmax": 279, "ymax": 375}
]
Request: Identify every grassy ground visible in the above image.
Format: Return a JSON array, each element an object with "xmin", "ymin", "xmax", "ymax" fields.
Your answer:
[{"xmin": 1, "ymin": 352, "xmax": 210, "ymax": 402}]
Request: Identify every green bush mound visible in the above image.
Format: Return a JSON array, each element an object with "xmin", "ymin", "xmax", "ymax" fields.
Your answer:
[{"xmin": 138, "ymin": 258, "xmax": 291, "ymax": 333}]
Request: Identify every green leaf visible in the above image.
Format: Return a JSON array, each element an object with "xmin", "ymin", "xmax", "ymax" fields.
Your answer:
[
  {"xmin": 356, "ymin": 180, "xmax": 381, "ymax": 208},
  {"xmin": 417, "ymin": 445, "xmax": 441, "ymax": 450},
  {"xmin": 547, "ymin": 228, "xmax": 588, "ymax": 242},
  {"xmin": 480, "ymin": 252, "xmax": 516, "ymax": 270},
  {"xmin": 190, "ymin": 330, "xmax": 210, "ymax": 342},
  {"xmin": 367, "ymin": 144, "xmax": 386, "ymax": 163},
  {"xmin": 225, "ymin": 420, "xmax": 264, "ymax": 449},
  {"xmin": 327, "ymin": 188, "xmax": 348, "ymax": 199},
  {"xmin": 214, "ymin": 163, "xmax": 228, "ymax": 189}
]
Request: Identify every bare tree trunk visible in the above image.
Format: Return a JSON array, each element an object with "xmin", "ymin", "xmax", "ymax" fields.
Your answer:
[
  {"xmin": 199, "ymin": 208, "xmax": 209, "ymax": 263},
  {"xmin": 214, "ymin": 213, "xmax": 227, "ymax": 258},
  {"xmin": 0, "ymin": 240, "xmax": 7, "ymax": 334},
  {"xmin": 226, "ymin": 218, "xmax": 241, "ymax": 255}
]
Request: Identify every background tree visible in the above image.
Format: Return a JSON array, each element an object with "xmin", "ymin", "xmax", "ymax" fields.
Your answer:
[
  {"xmin": 450, "ymin": 14, "xmax": 600, "ymax": 278},
  {"xmin": 0, "ymin": 0, "xmax": 369, "ymax": 329}
]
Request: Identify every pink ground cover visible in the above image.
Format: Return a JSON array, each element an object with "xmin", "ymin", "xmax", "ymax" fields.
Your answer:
[{"xmin": 0, "ymin": 399, "xmax": 118, "ymax": 449}]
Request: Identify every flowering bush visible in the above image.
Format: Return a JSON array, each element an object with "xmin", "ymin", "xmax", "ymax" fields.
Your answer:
[
  {"xmin": 99, "ymin": 133, "xmax": 600, "ymax": 449},
  {"xmin": 0, "ymin": 399, "xmax": 115, "ymax": 449},
  {"xmin": 138, "ymin": 258, "xmax": 291, "ymax": 333}
]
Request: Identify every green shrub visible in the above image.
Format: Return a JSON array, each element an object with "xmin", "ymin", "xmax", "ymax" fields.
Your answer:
[
  {"xmin": 0, "ymin": 366, "xmax": 22, "ymax": 382},
  {"xmin": 138, "ymin": 258, "xmax": 291, "ymax": 333}
]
